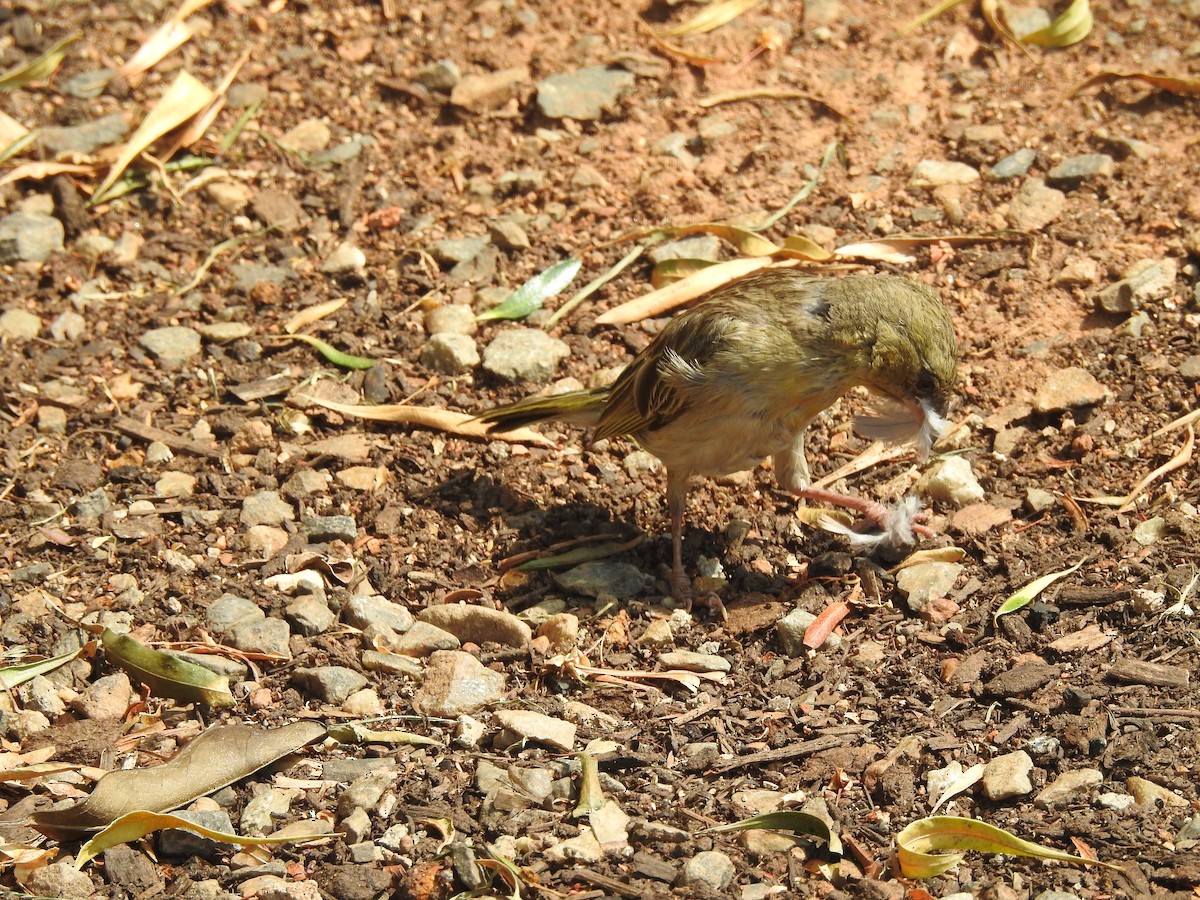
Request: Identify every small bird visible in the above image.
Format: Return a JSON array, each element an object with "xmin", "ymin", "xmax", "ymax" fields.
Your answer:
[{"xmin": 477, "ymin": 270, "xmax": 958, "ymax": 611}]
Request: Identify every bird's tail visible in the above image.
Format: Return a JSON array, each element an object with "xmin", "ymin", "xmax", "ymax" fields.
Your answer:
[{"xmin": 475, "ymin": 387, "xmax": 609, "ymax": 432}]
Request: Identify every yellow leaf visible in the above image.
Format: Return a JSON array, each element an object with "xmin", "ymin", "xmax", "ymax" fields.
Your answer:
[
  {"xmin": 993, "ymin": 560, "xmax": 1083, "ymax": 625},
  {"xmin": 1021, "ymin": 0, "xmax": 1092, "ymax": 47},
  {"xmin": 896, "ymin": 0, "xmax": 970, "ymax": 36},
  {"xmin": 657, "ymin": 0, "xmax": 764, "ymax": 37},
  {"xmin": 1072, "ymin": 69, "xmax": 1200, "ymax": 98}
]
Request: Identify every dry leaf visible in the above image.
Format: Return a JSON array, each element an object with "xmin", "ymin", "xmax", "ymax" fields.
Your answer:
[
  {"xmin": 595, "ymin": 257, "xmax": 788, "ymax": 325},
  {"xmin": 0, "ymin": 161, "xmax": 97, "ymax": 188},
  {"xmin": 119, "ymin": 0, "xmax": 216, "ymax": 83},
  {"xmin": 285, "ymin": 298, "xmax": 349, "ymax": 334},
  {"xmin": 656, "ymin": 0, "xmax": 764, "ymax": 37}
]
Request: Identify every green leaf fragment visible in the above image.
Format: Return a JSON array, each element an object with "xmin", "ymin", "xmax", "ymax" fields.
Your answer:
[{"xmin": 477, "ymin": 257, "xmax": 582, "ymax": 322}]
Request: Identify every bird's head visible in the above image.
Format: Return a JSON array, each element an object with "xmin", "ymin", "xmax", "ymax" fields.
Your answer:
[{"xmin": 850, "ymin": 278, "xmax": 959, "ymax": 456}]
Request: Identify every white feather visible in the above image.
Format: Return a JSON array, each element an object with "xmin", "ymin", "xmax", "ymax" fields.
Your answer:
[
  {"xmin": 818, "ymin": 496, "xmax": 923, "ymax": 550},
  {"xmin": 854, "ymin": 398, "xmax": 948, "ymax": 460}
]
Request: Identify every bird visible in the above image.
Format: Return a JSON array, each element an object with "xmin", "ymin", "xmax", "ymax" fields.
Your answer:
[{"xmin": 476, "ymin": 270, "xmax": 958, "ymax": 614}]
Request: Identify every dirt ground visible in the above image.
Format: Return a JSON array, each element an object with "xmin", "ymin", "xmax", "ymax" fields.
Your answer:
[{"xmin": 2, "ymin": 0, "xmax": 1200, "ymax": 897}]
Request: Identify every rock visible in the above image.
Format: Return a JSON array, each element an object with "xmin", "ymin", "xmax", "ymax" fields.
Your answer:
[
  {"xmin": 536, "ymin": 613, "xmax": 579, "ymax": 652},
  {"xmin": 281, "ymin": 118, "xmax": 332, "ymax": 153},
  {"xmin": 1046, "ymin": 153, "xmax": 1115, "ymax": 189},
  {"xmin": 659, "ymin": 650, "xmax": 731, "ymax": 673},
  {"xmin": 139, "ymin": 325, "xmax": 202, "ymax": 367},
  {"xmin": 1035, "ymin": 768, "xmax": 1103, "ymax": 809},
  {"xmin": 1024, "ymin": 487, "xmax": 1057, "ymax": 513},
  {"xmin": 0, "ymin": 308, "xmax": 42, "ymax": 340},
  {"xmin": 414, "ymin": 650, "xmax": 507, "ymax": 717},
  {"xmin": 302, "ymin": 515, "xmax": 357, "ymax": 543},
  {"xmin": 40, "ymin": 112, "xmax": 131, "ymax": 157},
  {"xmin": 414, "ymin": 59, "xmax": 460, "ymax": 92},
  {"xmin": 497, "ymin": 169, "xmax": 547, "ymax": 194},
  {"xmin": 70, "ymin": 487, "xmax": 111, "ymax": 518},
  {"xmin": 195, "ymin": 322, "xmax": 253, "ymax": 342},
  {"xmin": 482, "ymin": 328, "xmax": 571, "ymax": 382},
  {"xmin": 205, "ymin": 179, "xmax": 253, "ymax": 212},
  {"xmin": 776, "ymin": 608, "xmax": 818, "ymax": 657},
  {"xmin": 896, "ymin": 562, "xmax": 964, "ymax": 614},
  {"xmin": 1095, "ymin": 258, "xmax": 1178, "ymax": 313},
  {"xmin": 72, "ymin": 672, "xmax": 133, "ymax": 720},
  {"xmin": 1033, "ymin": 366, "xmax": 1111, "ymax": 413},
  {"xmin": 1007, "ymin": 5, "xmax": 1051, "ymax": 36},
  {"xmin": 1126, "ymin": 775, "xmax": 1189, "ymax": 807},
  {"xmin": 246, "ymin": 525, "xmax": 288, "ymax": 558},
  {"xmin": 207, "ymin": 593, "xmax": 264, "ymax": 634},
  {"xmin": 228, "ymin": 617, "xmax": 292, "ymax": 658},
  {"xmin": 321, "ymin": 242, "xmax": 366, "ymax": 275},
  {"xmin": 50, "ymin": 310, "xmax": 86, "ymax": 342},
  {"xmin": 424, "ymin": 304, "xmax": 476, "ymax": 335},
  {"xmin": 241, "ymin": 490, "xmax": 294, "ymax": 526},
  {"xmin": 156, "ymin": 471, "xmax": 196, "ymax": 498},
  {"xmin": 981, "ymin": 750, "xmax": 1034, "ymax": 800},
  {"xmin": 25, "ymin": 862, "xmax": 95, "ymax": 899},
  {"xmin": 251, "ymin": 189, "xmax": 306, "ymax": 232},
  {"xmin": 494, "ymin": 709, "xmax": 577, "ymax": 751},
  {"xmin": 554, "ymin": 561, "xmax": 653, "ymax": 599},
  {"xmin": 343, "ymin": 595, "xmax": 415, "ymax": 633},
  {"xmin": 487, "ymin": 218, "xmax": 531, "ymax": 250},
  {"xmin": 0, "ymin": 211, "xmax": 65, "ymax": 262},
  {"xmin": 76, "ymin": 233, "xmax": 116, "ymax": 257},
  {"xmin": 1097, "ymin": 792, "xmax": 1136, "ymax": 811},
  {"xmin": 536, "ymin": 66, "xmax": 635, "ymax": 120},
  {"xmin": 292, "ymin": 666, "xmax": 368, "ymax": 705},
  {"xmin": 677, "ymin": 850, "xmax": 735, "ymax": 892},
  {"xmin": 450, "ymin": 66, "xmax": 529, "ymax": 112},
  {"xmin": 36, "ymin": 405, "xmax": 67, "ymax": 434},
  {"xmin": 909, "ymin": 159, "xmax": 979, "ymax": 188},
  {"xmin": 418, "ymin": 605, "xmax": 532, "ymax": 648},
  {"xmin": 918, "ymin": 456, "xmax": 985, "ymax": 506},
  {"xmin": 647, "ymin": 234, "xmax": 723, "ymax": 264},
  {"xmin": 1179, "ymin": 356, "xmax": 1200, "ymax": 380},
  {"xmin": 103, "ymin": 844, "xmax": 163, "ymax": 896},
  {"xmin": 1055, "ymin": 256, "xmax": 1100, "ymax": 286},
  {"xmin": 429, "ymin": 235, "xmax": 489, "ymax": 266},
  {"xmin": 390, "ymin": 621, "xmax": 462, "ymax": 656},
  {"xmin": 108, "ymin": 230, "xmax": 143, "ymax": 266},
  {"xmin": 1006, "ymin": 178, "xmax": 1066, "ymax": 231},
  {"xmin": 285, "ymin": 595, "xmax": 335, "ymax": 636},
  {"xmin": 421, "ymin": 332, "xmax": 479, "ymax": 375}
]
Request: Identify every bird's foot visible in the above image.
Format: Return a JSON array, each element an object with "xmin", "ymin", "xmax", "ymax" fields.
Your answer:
[
  {"xmin": 857, "ymin": 497, "xmax": 935, "ymax": 541},
  {"xmin": 800, "ymin": 489, "xmax": 933, "ymax": 551},
  {"xmin": 662, "ymin": 565, "xmax": 728, "ymax": 622}
]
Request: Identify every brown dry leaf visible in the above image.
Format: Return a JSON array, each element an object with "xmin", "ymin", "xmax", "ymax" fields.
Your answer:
[
  {"xmin": 979, "ymin": 0, "xmax": 1029, "ymax": 54},
  {"xmin": 811, "ymin": 440, "xmax": 910, "ymax": 490},
  {"xmin": 834, "ymin": 233, "xmax": 1022, "ymax": 265},
  {"xmin": 697, "ymin": 88, "xmax": 848, "ymax": 118},
  {"xmin": 892, "ymin": 547, "xmax": 967, "ymax": 571},
  {"xmin": 32, "ymin": 722, "xmax": 327, "ymax": 838},
  {"xmin": 158, "ymin": 49, "xmax": 250, "ymax": 157},
  {"xmin": 92, "ymin": 70, "xmax": 214, "ymax": 204},
  {"xmin": 0, "ymin": 110, "xmax": 28, "ymax": 144},
  {"xmin": 296, "ymin": 393, "xmax": 554, "ymax": 447},
  {"xmin": 285, "ymin": 297, "xmax": 349, "ymax": 333},
  {"xmin": 595, "ymin": 257, "xmax": 791, "ymax": 325},
  {"xmin": 804, "ymin": 601, "xmax": 851, "ymax": 649},
  {"xmin": 1073, "ymin": 69, "xmax": 1200, "ymax": 98},
  {"xmin": 656, "ymin": 0, "xmax": 764, "ymax": 37},
  {"xmin": 639, "ymin": 21, "xmax": 725, "ymax": 66},
  {"xmin": 0, "ymin": 161, "xmax": 97, "ymax": 188},
  {"xmin": 1115, "ymin": 423, "xmax": 1194, "ymax": 512},
  {"xmin": 119, "ymin": 0, "xmax": 216, "ymax": 84}
]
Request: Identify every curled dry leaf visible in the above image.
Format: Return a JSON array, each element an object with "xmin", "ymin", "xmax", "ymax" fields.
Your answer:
[
  {"xmin": 656, "ymin": 0, "xmax": 764, "ymax": 37},
  {"xmin": 0, "ymin": 34, "xmax": 80, "ymax": 92},
  {"xmin": 697, "ymin": 88, "xmax": 848, "ymax": 119},
  {"xmin": 595, "ymin": 257, "xmax": 790, "ymax": 325},
  {"xmin": 1073, "ymin": 70, "xmax": 1200, "ymax": 98},
  {"xmin": 639, "ymin": 20, "xmax": 725, "ymax": 66},
  {"xmin": 101, "ymin": 628, "xmax": 234, "ymax": 708},
  {"xmin": 118, "ymin": 0, "xmax": 216, "ymax": 84},
  {"xmin": 0, "ymin": 161, "xmax": 97, "ymax": 188},
  {"xmin": 1021, "ymin": 0, "xmax": 1092, "ymax": 47},
  {"xmin": 803, "ymin": 601, "xmax": 852, "ymax": 649},
  {"xmin": 285, "ymin": 297, "xmax": 348, "ymax": 334},
  {"xmin": 993, "ymin": 559, "xmax": 1083, "ymax": 625},
  {"xmin": 296, "ymin": 393, "xmax": 554, "ymax": 447}
]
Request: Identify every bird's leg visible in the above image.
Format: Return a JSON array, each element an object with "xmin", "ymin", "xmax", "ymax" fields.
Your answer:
[
  {"xmin": 795, "ymin": 486, "xmax": 934, "ymax": 540},
  {"xmin": 664, "ymin": 471, "xmax": 727, "ymax": 621}
]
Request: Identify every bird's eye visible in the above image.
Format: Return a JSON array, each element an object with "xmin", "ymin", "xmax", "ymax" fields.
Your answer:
[{"xmin": 915, "ymin": 368, "xmax": 936, "ymax": 396}]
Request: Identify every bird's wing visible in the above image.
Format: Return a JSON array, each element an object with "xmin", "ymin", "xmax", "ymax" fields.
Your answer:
[{"xmin": 592, "ymin": 308, "xmax": 728, "ymax": 441}]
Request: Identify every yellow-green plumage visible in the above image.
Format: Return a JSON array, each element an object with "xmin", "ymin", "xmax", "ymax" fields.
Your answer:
[{"xmin": 477, "ymin": 270, "xmax": 958, "ymax": 611}]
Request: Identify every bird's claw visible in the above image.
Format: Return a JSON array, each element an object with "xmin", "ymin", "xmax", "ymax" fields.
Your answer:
[{"xmin": 663, "ymin": 565, "xmax": 728, "ymax": 622}]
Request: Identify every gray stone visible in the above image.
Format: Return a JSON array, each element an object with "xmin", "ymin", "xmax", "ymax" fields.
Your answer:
[
  {"xmin": 909, "ymin": 159, "xmax": 979, "ymax": 188},
  {"xmin": 1006, "ymin": 178, "xmax": 1066, "ymax": 231},
  {"xmin": 103, "ymin": 844, "xmax": 163, "ymax": 896},
  {"xmin": 292, "ymin": 666, "xmax": 368, "ymax": 704},
  {"xmin": 49, "ymin": 310, "xmax": 86, "ymax": 342},
  {"xmin": 343, "ymin": 595, "xmax": 415, "ymax": 633},
  {"xmin": 1033, "ymin": 366, "xmax": 1111, "ymax": 413},
  {"xmin": 285, "ymin": 595, "xmax": 335, "ymax": 636},
  {"xmin": 1034, "ymin": 892, "xmax": 1081, "ymax": 900},
  {"xmin": 1024, "ymin": 487, "xmax": 1057, "ymax": 513},
  {"xmin": 647, "ymin": 234, "xmax": 722, "ymax": 264},
  {"xmin": 72, "ymin": 672, "xmax": 133, "ymax": 720},
  {"xmin": 158, "ymin": 808, "xmax": 235, "ymax": 860},
  {"xmin": 414, "ymin": 650, "xmax": 506, "ymax": 717},
  {"xmin": 1007, "ymin": 5, "xmax": 1052, "ymax": 36},
  {"xmin": 1095, "ymin": 258, "xmax": 1178, "ymax": 313},
  {"xmin": 232, "ymin": 262, "xmax": 290, "ymax": 292},
  {"xmin": 139, "ymin": 325, "xmax": 202, "ymax": 367},
  {"xmin": 60, "ymin": 68, "xmax": 113, "ymax": 99},
  {"xmin": 424, "ymin": 304, "xmax": 476, "ymax": 335},
  {"xmin": 429, "ymin": 235, "xmax": 489, "ymax": 266},
  {"xmin": 40, "ymin": 112, "xmax": 130, "ymax": 157},
  {"xmin": 776, "ymin": 607, "xmax": 817, "ymax": 657},
  {"xmin": 981, "ymin": 750, "xmax": 1034, "ymax": 800},
  {"xmin": 227, "ymin": 617, "xmax": 292, "ymax": 658},
  {"xmin": 321, "ymin": 242, "xmax": 366, "ymax": 275},
  {"xmin": 497, "ymin": 169, "xmax": 547, "ymax": 194},
  {"xmin": 241, "ymin": 785, "xmax": 297, "ymax": 836},
  {"xmin": 917, "ymin": 456, "xmax": 985, "ymax": 506},
  {"xmin": 414, "ymin": 59, "xmax": 460, "ymax": 92},
  {"xmin": 421, "ymin": 332, "xmax": 479, "ymax": 375},
  {"xmin": 240, "ymin": 490, "xmax": 294, "ymax": 526},
  {"xmin": 281, "ymin": 118, "xmax": 331, "ymax": 153},
  {"xmin": 677, "ymin": 850, "xmax": 735, "ymax": 891},
  {"xmin": 302, "ymin": 515, "xmax": 357, "ymax": 542},
  {"xmin": 341, "ymin": 806, "xmax": 372, "ymax": 844},
  {"xmin": 536, "ymin": 66, "xmax": 635, "ymax": 120},
  {"xmin": 251, "ymin": 189, "xmax": 305, "ymax": 232},
  {"xmin": 70, "ymin": 487, "xmax": 111, "ymax": 518},
  {"xmin": 450, "ymin": 66, "xmax": 528, "ymax": 112},
  {"xmin": 419, "ymin": 605, "xmax": 531, "ymax": 648},
  {"xmin": 390, "ymin": 620, "xmax": 461, "ymax": 656},
  {"xmin": 1035, "ymin": 768, "xmax": 1103, "ymax": 809},
  {"xmin": 336, "ymin": 768, "xmax": 398, "ymax": 818},
  {"xmin": 659, "ymin": 650, "xmax": 731, "ymax": 673},
  {"xmin": 482, "ymin": 328, "xmax": 570, "ymax": 382},
  {"xmin": 896, "ymin": 562, "xmax": 964, "ymax": 614},
  {"xmin": 554, "ymin": 561, "xmax": 652, "ymax": 599},
  {"xmin": 1046, "ymin": 153, "xmax": 1115, "ymax": 188},
  {"xmin": 986, "ymin": 147, "xmax": 1037, "ymax": 181},
  {"xmin": 155, "ymin": 471, "xmax": 196, "ymax": 498},
  {"xmin": 207, "ymin": 593, "xmax": 263, "ymax": 634},
  {"xmin": 494, "ymin": 709, "xmax": 577, "ymax": 752},
  {"xmin": 1179, "ymin": 356, "xmax": 1200, "ymax": 380},
  {"xmin": 0, "ymin": 308, "xmax": 42, "ymax": 340},
  {"xmin": 0, "ymin": 212, "xmax": 64, "ymax": 262}
]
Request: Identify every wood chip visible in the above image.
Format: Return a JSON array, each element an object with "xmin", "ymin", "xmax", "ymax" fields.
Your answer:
[{"xmin": 1107, "ymin": 657, "xmax": 1190, "ymax": 689}]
